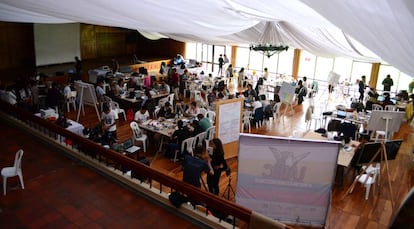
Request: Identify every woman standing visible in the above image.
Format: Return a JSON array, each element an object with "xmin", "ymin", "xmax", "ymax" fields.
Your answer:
[{"xmin": 207, "ymin": 138, "xmax": 228, "ymax": 195}]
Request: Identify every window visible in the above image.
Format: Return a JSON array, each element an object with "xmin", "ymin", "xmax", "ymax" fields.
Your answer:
[
  {"xmin": 377, "ymin": 65, "xmax": 400, "ymax": 92},
  {"xmin": 314, "ymin": 57, "xmax": 334, "ymax": 81},
  {"xmin": 298, "ymin": 51, "xmax": 316, "ymax": 79},
  {"xmin": 277, "ymin": 49, "xmax": 294, "ymax": 76},
  {"xmin": 333, "ymin": 57, "xmax": 353, "ymax": 83},
  {"xmin": 351, "ymin": 61, "xmax": 372, "ymax": 85}
]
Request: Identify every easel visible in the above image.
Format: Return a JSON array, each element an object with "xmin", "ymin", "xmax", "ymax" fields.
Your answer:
[
  {"xmin": 75, "ymin": 81, "xmax": 101, "ymax": 123},
  {"xmin": 222, "ymin": 174, "xmax": 235, "ymax": 200},
  {"xmin": 344, "ymin": 111, "xmax": 404, "ymax": 207}
]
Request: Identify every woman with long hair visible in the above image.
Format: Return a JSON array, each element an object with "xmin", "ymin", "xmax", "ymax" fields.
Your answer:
[{"xmin": 207, "ymin": 138, "xmax": 228, "ymax": 195}]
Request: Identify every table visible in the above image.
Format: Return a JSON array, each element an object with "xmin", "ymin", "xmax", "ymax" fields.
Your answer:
[{"xmin": 302, "ymin": 131, "xmax": 359, "ymax": 167}]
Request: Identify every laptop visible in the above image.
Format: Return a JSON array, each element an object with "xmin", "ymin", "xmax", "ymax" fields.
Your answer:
[
  {"xmin": 336, "ymin": 110, "xmax": 347, "ymax": 119},
  {"xmin": 123, "ymin": 139, "xmax": 140, "ymax": 154}
]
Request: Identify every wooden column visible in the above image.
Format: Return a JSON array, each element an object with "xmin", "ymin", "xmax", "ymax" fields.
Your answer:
[
  {"xmin": 292, "ymin": 49, "xmax": 302, "ymax": 79},
  {"xmin": 369, "ymin": 63, "xmax": 380, "ymax": 88},
  {"xmin": 231, "ymin": 46, "xmax": 237, "ymax": 67}
]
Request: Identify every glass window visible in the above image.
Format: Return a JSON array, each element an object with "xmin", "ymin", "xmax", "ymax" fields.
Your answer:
[
  {"xmin": 397, "ymin": 72, "xmax": 412, "ymax": 93},
  {"xmin": 333, "ymin": 57, "xmax": 353, "ymax": 83},
  {"xmin": 249, "ymin": 50, "xmax": 264, "ymax": 71},
  {"xmin": 298, "ymin": 50, "xmax": 316, "ymax": 79},
  {"xmin": 351, "ymin": 61, "xmax": 372, "ymax": 85},
  {"xmin": 235, "ymin": 47, "xmax": 250, "ymax": 70},
  {"xmin": 196, "ymin": 43, "xmax": 203, "ymax": 60},
  {"xmin": 185, "ymin": 43, "xmax": 197, "ymax": 60},
  {"xmin": 277, "ymin": 49, "xmax": 294, "ymax": 76},
  {"xmin": 377, "ymin": 65, "xmax": 400, "ymax": 92},
  {"xmin": 314, "ymin": 57, "xmax": 334, "ymax": 81},
  {"xmin": 263, "ymin": 54, "xmax": 278, "ymax": 74},
  {"xmin": 214, "ymin": 45, "xmax": 225, "ymax": 64}
]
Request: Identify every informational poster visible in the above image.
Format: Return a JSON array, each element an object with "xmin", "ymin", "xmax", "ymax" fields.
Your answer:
[
  {"xmin": 236, "ymin": 134, "xmax": 340, "ymax": 226},
  {"xmin": 328, "ymin": 71, "xmax": 341, "ymax": 86},
  {"xmin": 218, "ymin": 100, "xmax": 242, "ymax": 144},
  {"xmin": 279, "ymin": 82, "xmax": 295, "ymax": 104}
]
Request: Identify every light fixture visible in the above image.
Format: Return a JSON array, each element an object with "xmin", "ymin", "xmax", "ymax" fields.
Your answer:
[
  {"xmin": 249, "ymin": 44, "xmax": 289, "ymax": 58},
  {"xmin": 249, "ymin": 21, "xmax": 289, "ymax": 58}
]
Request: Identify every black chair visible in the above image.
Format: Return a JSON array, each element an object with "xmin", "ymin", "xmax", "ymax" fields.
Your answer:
[{"xmin": 253, "ymin": 108, "xmax": 264, "ymax": 128}]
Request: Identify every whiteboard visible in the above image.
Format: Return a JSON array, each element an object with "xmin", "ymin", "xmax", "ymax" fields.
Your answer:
[
  {"xmin": 74, "ymin": 81, "xmax": 98, "ymax": 106},
  {"xmin": 236, "ymin": 134, "xmax": 340, "ymax": 227},
  {"xmin": 328, "ymin": 71, "xmax": 340, "ymax": 86},
  {"xmin": 279, "ymin": 82, "xmax": 295, "ymax": 104},
  {"xmin": 217, "ymin": 99, "xmax": 242, "ymax": 144}
]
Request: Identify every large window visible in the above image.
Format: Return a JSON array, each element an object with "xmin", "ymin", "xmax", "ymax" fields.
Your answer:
[
  {"xmin": 350, "ymin": 61, "xmax": 372, "ymax": 85},
  {"xmin": 314, "ymin": 57, "xmax": 334, "ymax": 82},
  {"xmin": 263, "ymin": 53, "xmax": 279, "ymax": 74},
  {"xmin": 298, "ymin": 51, "xmax": 316, "ymax": 79},
  {"xmin": 333, "ymin": 57, "xmax": 353, "ymax": 83},
  {"xmin": 235, "ymin": 47, "xmax": 250, "ymax": 70},
  {"xmin": 277, "ymin": 49, "xmax": 294, "ymax": 76},
  {"xmin": 249, "ymin": 50, "xmax": 264, "ymax": 71},
  {"xmin": 377, "ymin": 65, "xmax": 400, "ymax": 92}
]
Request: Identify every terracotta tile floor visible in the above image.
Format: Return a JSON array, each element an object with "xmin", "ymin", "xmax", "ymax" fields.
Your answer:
[{"xmin": 0, "ymin": 119, "xmax": 200, "ymax": 228}]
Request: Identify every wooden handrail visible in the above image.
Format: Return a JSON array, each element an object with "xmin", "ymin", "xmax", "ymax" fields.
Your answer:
[{"xmin": 0, "ymin": 100, "xmax": 253, "ymax": 224}]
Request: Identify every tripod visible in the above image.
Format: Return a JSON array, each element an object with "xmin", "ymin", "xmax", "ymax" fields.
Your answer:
[{"xmin": 222, "ymin": 175, "xmax": 235, "ymax": 200}]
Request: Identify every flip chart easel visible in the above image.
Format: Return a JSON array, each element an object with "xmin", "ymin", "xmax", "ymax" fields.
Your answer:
[
  {"xmin": 279, "ymin": 82, "xmax": 295, "ymax": 121},
  {"xmin": 74, "ymin": 81, "xmax": 100, "ymax": 123}
]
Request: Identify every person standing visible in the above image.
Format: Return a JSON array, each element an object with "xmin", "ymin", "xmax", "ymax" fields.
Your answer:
[
  {"xmin": 74, "ymin": 56, "xmax": 82, "ymax": 81},
  {"xmin": 101, "ymin": 102, "xmax": 118, "ymax": 145},
  {"xmin": 382, "ymin": 74, "xmax": 394, "ymax": 92},
  {"xmin": 358, "ymin": 75, "xmax": 366, "ymax": 101},
  {"xmin": 111, "ymin": 58, "xmax": 119, "ymax": 74},
  {"xmin": 207, "ymin": 138, "xmax": 228, "ymax": 195},
  {"xmin": 218, "ymin": 54, "xmax": 224, "ymax": 76}
]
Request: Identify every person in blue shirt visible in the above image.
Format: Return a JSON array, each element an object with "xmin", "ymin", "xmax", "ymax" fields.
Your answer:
[{"xmin": 182, "ymin": 145, "xmax": 213, "ymax": 188}]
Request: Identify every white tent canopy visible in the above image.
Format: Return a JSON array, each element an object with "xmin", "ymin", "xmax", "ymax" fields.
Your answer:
[{"xmin": 0, "ymin": 0, "xmax": 413, "ymax": 76}]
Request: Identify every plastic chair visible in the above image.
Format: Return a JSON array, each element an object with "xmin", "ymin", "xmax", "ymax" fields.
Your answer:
[
  {"xmin": 193, "ymin": 132, "xmax": 206, "ymax": 149},
  {"xmin": 242, "ymin": 110, "xmax": 253, "ymax": 133},
  {"xmin": 272, "ymin": 102, "xmax": 282, "ymax": 123},
  {"xmin": 199, "ymin": 107, "xmax": 207, "ymax": 116},
  {"xmin": 205, "ymin": 110, "xmax": 216, "ymax": 124},
  {"xmin": 110, "ymin": 101, "xmax": 126, "ymax": 120},
  {"xmin": 180, "ymin": 137, "xmax": 195, "ymax": 158},
  {"xmin": 130, "ymin": 121, "xmax": 148, "ymax": 152},
  {"xmin": 65, "ymin": 91, "xmax": 77, "ymax": 112},
  {"xmin": 153, "ymin": 107, "xmax": 161, "ymax": 119},
  {"xmin": 350, "ymin": 163, "xmax": 381, "ymax": 200},
  {"xmin": 2, "ymin": 149, "xmax": 24, "ymax": 195},
  {"xmin": 372, "ymin": 104, "xmax": 383, "ymax": 110},
  {"xmin": 204, "ymin": 126, "xmax": 215, "ymax": 152},
  {"xmin": 385, "ymin": 105, "xmax": 397, "ymax": 111}
]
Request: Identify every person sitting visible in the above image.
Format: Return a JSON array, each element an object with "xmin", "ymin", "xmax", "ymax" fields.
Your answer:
[
  {"xmin": 158, "ymin": 101, "xmax": 175, "ymax": 119},
  {"xmin": 159, "ymin": 80, "xmax": 170, "ymax": 94},
  {"xmin": 207, "ymin": 88, "xmax": 218, "ymax": 106},
  {"xmin": 365, "ymin": 93, "xmax": 379, "ymax": 111},
  {"xmin": 380, "ymin": 93, "xmax": 395, "ymax": 108},
  {"xmin": 165, "ymin": 120, "xmax": 190, "ymax": 159},
  {"xmin": 243, "ymin": 83, "xmax": 257, "ymax": 102},
  {"xmin": 184, "ymin": 101, "xmax": 200, "ymax": 117},
  {"xmin": 134, "ymin": 105, "xmax": 150, "ymax": 124},
  {"xmin": 182, "ymin": 145, "xmax": 213, "ymax": 189},
  {"xmin": 197, "ymin": 113, "xmax": 211, "ymax": 133},
  {"xmin": 173, "ymin": 54, "xmax": 185, "ymax": 66}
]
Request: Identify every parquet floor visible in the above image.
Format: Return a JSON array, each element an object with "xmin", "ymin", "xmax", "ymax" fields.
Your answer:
[{"xmin": 1, "ymin": 81, "xmax": 413, "ymax": 228}]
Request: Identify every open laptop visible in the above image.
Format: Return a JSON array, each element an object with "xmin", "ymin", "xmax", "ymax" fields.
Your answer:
[
  {"xmin": 123, "ymin": 139, "xmax": 140, "ymax": 154},
  {"xmin": 336, "ymin": 110, "xmax": 347, "ymax": 119}
]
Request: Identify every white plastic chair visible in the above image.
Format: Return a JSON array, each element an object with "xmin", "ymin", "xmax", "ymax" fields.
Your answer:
[
  {"xmin": 350, "ymin": 163, "xmax": 381, "ymax": 200},
  {"xmin": 205, "ymin": 110, "xmax": 216, "ymax": 124},
  {"xmin": 385, "ymin": 105, "xmax": 397, "ymax": 111},
  {"xmin": 65, "ymin": 91, "xmax": 77, "ymax": 112},
  {"xmin": 372, "ymin": 104, "xmax": 383, "ymax": 110},
  {"xmin": 2, "ymin": 149, "xmax": 24, "ymax": 195},
  {"xmin": 199, "ymin": 107, "xmax": 207, "ymax": 116},
  {"xmin": 180, "ymin": 137, "xmax": 195, "ymax": 159},
  {"xmin": 130, "ymin": 121, "xmax": 148, "ymax": 152},
  {"xmin": 205, "ymin": 126, "xmax": 215, "ymax": 154},
  {"xmin": 153, "ymin": 107, "xmax": 161, "ymax": 119},
  {"xmin": 242, "ymin": 110, "xmax": 253, "ymax": 133},
  {"xmin": 110, "ymin": 101, "xmax": 126, "ymax": 120},
  {"xmin": 272, "ymin": 102, "xmax": 282, "ymax": 123},
  {"xmin": 193, "ymin": 132, "xmax": 206, "ymax": 149}
]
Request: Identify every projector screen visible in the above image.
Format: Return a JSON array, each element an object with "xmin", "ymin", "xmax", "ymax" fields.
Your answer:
[
  {"xmin": 34, "ymin": 23, "xmax": 80, "ymax": 66},
  {"xmin": 236, "ymin": 134, "xmax": 340, "ymax": 226}
]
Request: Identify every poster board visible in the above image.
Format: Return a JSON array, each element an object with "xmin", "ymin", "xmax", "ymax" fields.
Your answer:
[
  {"xmin": 74, "ymin": 80, "xmax": 100, "ymax": 122},
  {"xmin": 366, "ymin": 111, "xmax": 404, "ymax": 133},
  {"xmin": 236, "ymin": 134, "xmax": 340, "ymax": 226},
  {"xmin": 215, "ymin": 97, "xmax": 244, "ymax": 159},
  {"xmin": 279, "ymin": 82, "xmax": 295, "ymax": 104},
  {"xmin": 328, "ymin": 71, "xmax": 340, "ymax": 86}
]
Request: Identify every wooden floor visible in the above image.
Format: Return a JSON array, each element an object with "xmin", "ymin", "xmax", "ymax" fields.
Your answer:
[{"xmin": 1, "ymin": 81, "xmax": 413, "ymax": 228}]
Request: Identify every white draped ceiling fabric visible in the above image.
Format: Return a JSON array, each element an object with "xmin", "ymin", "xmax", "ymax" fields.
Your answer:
[{"xmin": 0, "ymin": 0, "xmax": 413, "ymax": 76}]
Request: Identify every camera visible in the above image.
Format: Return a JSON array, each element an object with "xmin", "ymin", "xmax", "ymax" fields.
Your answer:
[{"xmin": 225, "ymin": 168, "xmax": 231, "ymax": 177}]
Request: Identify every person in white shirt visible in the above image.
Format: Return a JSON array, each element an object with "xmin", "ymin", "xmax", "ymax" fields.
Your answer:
[
  {"xmin": 96, "ymin": 79, "xmax": 106, "ymax": 103},
  {"xmin": 185, "ymin": 101, "xmax": 200, "ymax": 117},
  {"xmin": 63, "ymin": 82, "xmax": 72, "ymax": 98},
  {"xmin": 134, "ymin": 106, "xmax": 150, "ymax": 124},
  {"xmin": 101, "ymin": 102, "xmax": 118, "ymax": 145}
]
